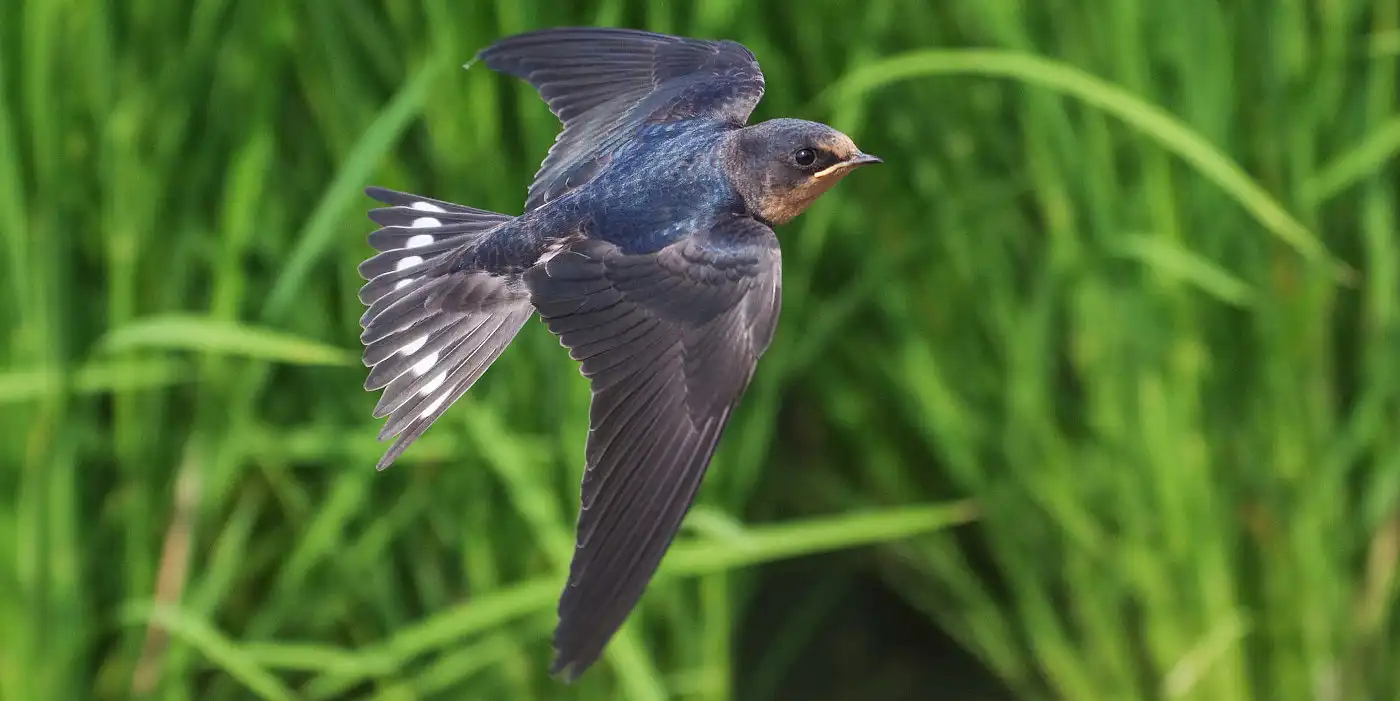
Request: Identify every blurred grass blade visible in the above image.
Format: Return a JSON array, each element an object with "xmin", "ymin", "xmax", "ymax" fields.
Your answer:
[
  {"xmin": 0, "ymin": 359, "xmax": 190, "ymax": 403},
  {"xmin": 1304, "ymin": 116, "xmax": 1400, "ymax": 204},
  {"xmin": 301, "ymin": 580, "xmax": 559, "ymax": 700},
  {"xmin": 1112, "ymin": 234, "xmax": 1256, "ymax": 307},
  {"xmin": 303, "ymin": 501, "xmax": 975, "ymax": 697},
  {"xmin": 98, "ymin": 314, "xmax": 357, "ymax": 366},
  {"xmin": 1372, "ymin": 30, "xmax": 1400, "ymax": 57},
  {"xmin": 240, "ymin": 641, "xmax": 388, "ymax": 675},
  {"xmin": 820, "ymin": 49, "xmax": 1350, "ymax": 279},
  {"xmin": 367, "ymin": 624, "xmax": 551, "ymax": 701},
  {"xmin": 119, "ymin": 602, "xmax": 297, "ymax": 701},
  {"xmin": 662, "ymin": 501, "xmax": 979, "ymax": 574},
  {"xmin": 261, "ymin": 54, "xmax": 448, "ymax": 321}
]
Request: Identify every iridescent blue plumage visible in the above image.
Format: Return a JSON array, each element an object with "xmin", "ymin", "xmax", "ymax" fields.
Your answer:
[
  {"xmin": 355, "ymin": 26, "xmax": 880, "ymax": 683},
  {"xmin": 460, "ymin": 118, "xmax": 737, "ymax": 271},
  {"xmin": 576, "ymin": 120, "xmax": 737, "ymax": 253}
]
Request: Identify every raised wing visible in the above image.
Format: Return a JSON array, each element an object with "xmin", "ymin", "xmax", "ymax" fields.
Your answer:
[
  {"xmin": 524, "ymin": 216, "xmax": 783, "ymax": 681},
  {"xmin": 477, "ymin": 27, "xmax": 766, "ymax": 211}
]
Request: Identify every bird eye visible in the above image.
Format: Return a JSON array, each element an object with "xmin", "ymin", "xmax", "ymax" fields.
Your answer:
[{"xmin": 793, "ymin": 148, "xmax": 817, "ymax": 167}]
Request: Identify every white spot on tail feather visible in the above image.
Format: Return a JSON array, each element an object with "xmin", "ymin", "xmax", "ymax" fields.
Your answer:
[
  {"xmin": 398, "ymin": 335, "xmax": 427, "ymax": 355},
  {"xmin": 421, "ymin": 372, "xmax": 446, "ymax": 394},
  {"xmin": 394, "ymin": 278, "xmax": 415, "ymax": 290},
  {"xmin": 418, "ymin": 395, "xmax": 447, "ymax": 419},
  {"xmin": 411, "ymin": 352, "xmax": 439, "ymax": 376},
  {"xmin": 411, "ymin": 201, "xmax": 445, "ymax": 213},
  {"xmin": 411, "ymin": 217, "xmax": 440, "ymax": 229},
  {"xmin": 395, "ymin": 256, "xmax": 423, "ymax": 271},
  {"xmin": 405, "ymin": 233, "xmax": 434, "ymax": 248}
]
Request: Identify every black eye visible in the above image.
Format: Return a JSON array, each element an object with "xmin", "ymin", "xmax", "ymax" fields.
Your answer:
[{"xmin": 793, "ymin": 148, "xmax": 817, "ymax": 167}]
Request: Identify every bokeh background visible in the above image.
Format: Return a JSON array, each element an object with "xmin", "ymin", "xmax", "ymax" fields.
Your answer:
[{"xmin": 3, "ymin": 1, "xmax": 1399, "ymax": 699}]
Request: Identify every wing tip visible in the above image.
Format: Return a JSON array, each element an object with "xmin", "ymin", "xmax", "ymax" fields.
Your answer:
[
  {"xmin": 548, "ymin": 647, "xmax": 594, "ymax": 685},
  {"xmin": 475, "ymin": 26, "xmax": 678, "ymax": 72},
  {"xmin": 548, "ymin": 658, "xmax": 581, "ymax": 684}
]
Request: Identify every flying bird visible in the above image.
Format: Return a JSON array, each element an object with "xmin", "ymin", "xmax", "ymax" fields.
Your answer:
[{"xmin": 356, "ymin": 26, "xmax": 880, "ymax": 681}]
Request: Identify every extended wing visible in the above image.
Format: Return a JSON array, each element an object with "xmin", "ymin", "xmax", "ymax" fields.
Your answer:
[
  {"xmin": 524, "ymin": 215, "xmax": 783, "ymax": 680},
  {"xmin": 478, "ymin": 27, "xmax": 766, "ymax": 211}
]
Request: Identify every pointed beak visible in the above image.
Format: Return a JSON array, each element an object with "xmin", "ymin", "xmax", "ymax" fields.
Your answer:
[{"xmin": 813, "ymin": 152, "xmax": 884, "ymax": 179}]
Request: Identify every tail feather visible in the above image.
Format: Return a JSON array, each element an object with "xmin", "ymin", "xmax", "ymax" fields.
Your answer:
[
  {"xmin": 365, "ymin": 186, "xmax": 497, "ymax": 215},
  {"xmin": 359, "ymin": 235, "xmax": 473, "ymax": 278},
  {"xmin": 359, "ymin": 187, "xmax": 535, "ymax": 469},
  {"xmin": 362, "ymin": 310, "xmax": 462, "ymax": 379},
  {"xmin": 374, "ymin": 310, "xmax": 522, "ymax": 433}
]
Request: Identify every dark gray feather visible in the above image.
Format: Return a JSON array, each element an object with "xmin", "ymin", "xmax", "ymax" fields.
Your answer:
[
  {"xmin": 477, "ymin": 27, "xmax": 766, "ymax": 211},
  {"xmin": 524, "ymin": 216, "xmax": 782, "ymax": 681},
  {"xmin": 358, "ymin": 187, "xmax": 533, "ymax": 470}
]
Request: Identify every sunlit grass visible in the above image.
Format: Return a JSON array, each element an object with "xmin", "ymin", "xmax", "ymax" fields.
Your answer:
[{"xmin": 1, "ymin": 0, "xmax": 1397, "ymax": 700}]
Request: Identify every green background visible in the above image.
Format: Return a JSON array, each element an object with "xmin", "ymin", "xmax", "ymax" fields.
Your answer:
[{"xmin": 3, "ymin": 1, "xmax": 1399, "ymax": 699}]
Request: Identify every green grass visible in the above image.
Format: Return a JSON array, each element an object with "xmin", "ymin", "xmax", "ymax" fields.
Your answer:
[{"xmin": 2, "ymin": 0, "xmax": 1398, "ymax": 699}]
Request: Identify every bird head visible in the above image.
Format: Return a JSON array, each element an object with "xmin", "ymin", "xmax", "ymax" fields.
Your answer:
[{"xmin": 725, "ymin": 118, "xmax": 881, "ymax": 226}]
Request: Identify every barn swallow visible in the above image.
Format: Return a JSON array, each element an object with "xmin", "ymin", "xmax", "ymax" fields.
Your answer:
[{"xmin": 356, "ymin": 27, "xmax": 879, "ymax": 681}]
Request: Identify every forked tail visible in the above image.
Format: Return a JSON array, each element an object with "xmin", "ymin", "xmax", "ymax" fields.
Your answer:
[{"xmin": 358, "ymin": 187, "xmax": 535, "ymax": 469}]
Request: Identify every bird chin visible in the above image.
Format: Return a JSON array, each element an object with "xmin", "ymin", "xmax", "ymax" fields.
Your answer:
[
  {"xmin": 764, "ymin": 185, "xmax": 839, "ymax": 226},
  {"xmin": 803, "ymin": 173, "xmax": 846, "ymax": 201}
]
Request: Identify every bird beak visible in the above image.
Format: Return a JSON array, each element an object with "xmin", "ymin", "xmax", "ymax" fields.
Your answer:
[{"xmin": 814, "ymin": 152, "xmax": 883, "ymax": 179}]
